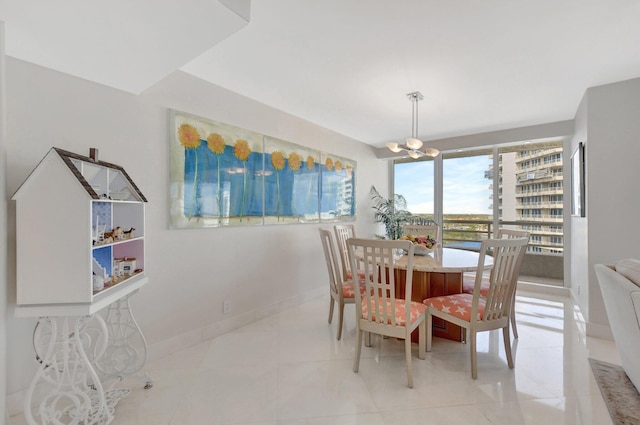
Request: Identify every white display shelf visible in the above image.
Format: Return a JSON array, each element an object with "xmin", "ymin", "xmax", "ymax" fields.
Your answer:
[
  {"xmin": 12, "ymin": 147, "xmax": 148, "ymax": 314},
  {"xmin": 12, "ymin": 148, "xmax": 152, "ymax": 425},
  {"xmin": 14, "ymin": 275, "xmax": 149, "ymax": 317}
]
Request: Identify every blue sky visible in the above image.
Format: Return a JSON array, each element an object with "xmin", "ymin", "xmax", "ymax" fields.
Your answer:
[{"xmin": 394, "ymin": 156, "xmax": 492, "ymax": 215}]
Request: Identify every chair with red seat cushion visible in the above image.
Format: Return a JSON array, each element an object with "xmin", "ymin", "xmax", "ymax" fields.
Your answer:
[
  {"xmin": 424, "ymin": 237, "xmax": 528, "ymax": 379},
  {"xmin": 319, "ymin": 228, "xmax": 365, "ymax": 340},
  {"xmin": 462, "ymin": 228, "xmax": 529, "ymax": 338},
  {"xmin": 347, "ymin": 238, "xmax": 426, "ymax": 388}
]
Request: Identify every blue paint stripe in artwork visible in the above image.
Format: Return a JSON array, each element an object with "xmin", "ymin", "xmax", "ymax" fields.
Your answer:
[{"xmin": 183, "ymin": 142, "xmax": 354, "ymax": 219}]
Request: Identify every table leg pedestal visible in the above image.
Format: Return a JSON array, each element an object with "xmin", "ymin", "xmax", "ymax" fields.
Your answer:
[{"xmin": 395, "ymin": 269, "xmax": 464, "ymax": 342}]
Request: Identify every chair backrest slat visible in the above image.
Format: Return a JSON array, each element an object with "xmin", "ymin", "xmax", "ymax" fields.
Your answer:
[
  {"xmin": 334, "ymin": 224, "xmax": 356, "ymax": 279},
  {"xmin": 496, "ymin": 228, "xmax": 530, "ymax": 240},
  {"xmin": 319, "ymin": 229, "xmax": 342, "ymax": 300}
]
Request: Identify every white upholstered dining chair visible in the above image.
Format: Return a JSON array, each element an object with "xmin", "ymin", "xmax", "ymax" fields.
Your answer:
[
  {"xmin": 318, "ymin": 228, "xmax": 364, "ymax": 340},
  {"xmin": 462, "ymin": 228, "xmax": 530, "ymax": 338},
  {"xmin": 347, "ymin": 238, "xmax": 426, "ymax": 388},
  {"xmin": 424, "ymin": 237, "xmax": 528, "ymax": 379}
]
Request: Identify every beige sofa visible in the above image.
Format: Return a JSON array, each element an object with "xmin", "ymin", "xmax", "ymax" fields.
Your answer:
[{"xmin": 594, "ymin": 260, "xmax": 640, "ymax": 392}]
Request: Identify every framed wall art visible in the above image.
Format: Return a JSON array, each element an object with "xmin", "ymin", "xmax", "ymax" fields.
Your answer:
[
  {"xmin": 571, "ymin": 141, "xmax": 585, "ymax": 217},
  {"xmin": 169, "ymin": 109, "xmax": 356, "ymax": 229}
]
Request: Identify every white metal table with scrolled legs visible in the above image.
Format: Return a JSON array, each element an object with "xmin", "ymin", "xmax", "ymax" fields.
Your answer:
[{"xmin": 25, "ymin": 292, "xmax": 153, "ymax": 425}]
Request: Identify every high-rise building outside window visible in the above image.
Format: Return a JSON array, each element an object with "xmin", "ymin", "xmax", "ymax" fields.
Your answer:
[{"xmin": 496, "ymin": 140, "xmax": 564, "ymax": 255}]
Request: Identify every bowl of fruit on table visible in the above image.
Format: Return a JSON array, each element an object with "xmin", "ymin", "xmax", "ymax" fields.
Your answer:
[{"xmin": 399, "ymin": 234, "xmax": 437, "ymax": 255}]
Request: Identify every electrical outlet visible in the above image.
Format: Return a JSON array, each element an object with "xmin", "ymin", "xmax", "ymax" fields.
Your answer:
[{"xmin": 223, "ymin": 300, "xmax": 231, "ymax": 314}]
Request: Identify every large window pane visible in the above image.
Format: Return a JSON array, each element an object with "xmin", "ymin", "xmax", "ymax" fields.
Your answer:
[
  {"xmin": 442, "ymin": 153, "xmax": 492, "ymax": 248},
  {"xmin": 392, "ymin": 139, "xmax": 565, "ymax": 286},
  {"xmin": 394, "ymin": 159, "xmax": 434, "ymax": 218}
]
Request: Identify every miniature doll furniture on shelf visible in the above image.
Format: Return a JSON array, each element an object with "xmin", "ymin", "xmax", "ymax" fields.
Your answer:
[{"xmin": 12, "ymin": 147, "xmax": 151, "ymax": 425}]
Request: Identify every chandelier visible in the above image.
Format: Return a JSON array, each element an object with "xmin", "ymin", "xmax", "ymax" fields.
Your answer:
[{"xmin": 386, "ymin": 91, "xmax": 439, "ymax": 158}]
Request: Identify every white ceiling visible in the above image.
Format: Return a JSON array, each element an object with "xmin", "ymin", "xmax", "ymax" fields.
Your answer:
[
  {"xmin": 0, "ymin": 0, "xmax": 251, "ymax": 93},
  {"xmin": 3, "ymin": 0, "xmax": 640, "ymax": 148}
]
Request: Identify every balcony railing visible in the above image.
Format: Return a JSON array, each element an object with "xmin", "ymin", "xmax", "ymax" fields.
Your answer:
[
  {"xmin": 441, "ymin": 219, "xmax": 561, "ymax": 248},
  {"xmin": 439, "ymin": 218, "xmax": 564, "ymax": 284}
]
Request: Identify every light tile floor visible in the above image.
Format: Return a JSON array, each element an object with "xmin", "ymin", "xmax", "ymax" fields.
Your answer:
[{"xmin": 11, "ymin": 291, "xmax": 619, "ymax": 425}]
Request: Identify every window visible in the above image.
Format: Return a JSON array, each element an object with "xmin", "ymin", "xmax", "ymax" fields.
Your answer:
[
  {"xmin": 394, "ymin": 159, "xmax": 434, "ymax": 218},
  {"xmin": 392, "ymin": 138, "xmax": 565, "ymax": 285},
  {"xmin": 442, "ymin": 152, "xmax": 492, "ymax": 245},
  {"xmin": 544, "ymin": 153, "xmax": 562, "ymax": 164}
]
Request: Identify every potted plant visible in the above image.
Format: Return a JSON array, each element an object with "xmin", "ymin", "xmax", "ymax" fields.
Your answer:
[{"xmin": 369, "ymin": 185, "xmax": 412, "ymax": 240}]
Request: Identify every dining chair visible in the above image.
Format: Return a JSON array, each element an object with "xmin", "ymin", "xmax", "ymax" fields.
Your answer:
[
  {"xmin": 462, "ymin": 228, "xmax": 530, "ymax": 338},
  {"xmin": 402, "ymin": 224, "xmax": 440, "ymax": 243},
  {"xmin": 347, "ymin": 238, "xmax": 426, "ymax": 388},
  {"xmin": 333, "ymin": 224, "xmax": 360, "ymax": 280},
  {"xmin": 318, "ymin": 228, "xmax": 364, "ymax": 340},
  {"xmin": 424, "ymin": 237, "xmax": 528, "ymax": 379}
]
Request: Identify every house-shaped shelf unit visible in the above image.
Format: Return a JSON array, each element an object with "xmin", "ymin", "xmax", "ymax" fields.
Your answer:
[{"xmin": 12, "ymin": 147, "xmax": 148, "ymax": 317}]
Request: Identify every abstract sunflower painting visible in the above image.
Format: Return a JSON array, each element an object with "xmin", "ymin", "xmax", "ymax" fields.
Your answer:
[{"xmin": 170, "ymin": 110, "xmax": 355, "ymax": 229}]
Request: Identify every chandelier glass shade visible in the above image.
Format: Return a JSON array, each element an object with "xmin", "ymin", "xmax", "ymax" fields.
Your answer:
[{"xmin": 386, "ymin": 92, "xmax": 439, "ymax": 158}]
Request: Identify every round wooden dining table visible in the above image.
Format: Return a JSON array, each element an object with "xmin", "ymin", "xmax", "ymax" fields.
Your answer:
[{"xmin": 393, "ymin": 246, "xmax": 494, "ymax": 342}]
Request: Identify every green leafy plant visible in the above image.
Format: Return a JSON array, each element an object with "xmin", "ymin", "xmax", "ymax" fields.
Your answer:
[{"xmin": 369, "ymin": 185, "xmax": 412, "ymax": 240}]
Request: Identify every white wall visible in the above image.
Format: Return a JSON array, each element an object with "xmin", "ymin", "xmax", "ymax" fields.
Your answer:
[
  {"xmin": 4, "ymin": 58, "xmax": 389, "ymax": 407},
  {"xmin": 1, "ymin": 20, "xmax": 9, "ymax": 424},
  {"xmin": 569, "ymin": 95, "xmax": 589, "ymax": 318},
  {"xmin": 571, "ymin": 77, "xmax": 640, "ymax": 336}
]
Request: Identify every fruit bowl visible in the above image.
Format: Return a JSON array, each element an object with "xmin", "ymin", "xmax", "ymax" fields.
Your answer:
[
  {"xmin": 413, "ymin": 244, "xmax": 435, "ymax": 255},
  {"xmin": 399, "ymin": 234, "xmax": 437, "ymax": 255}
]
